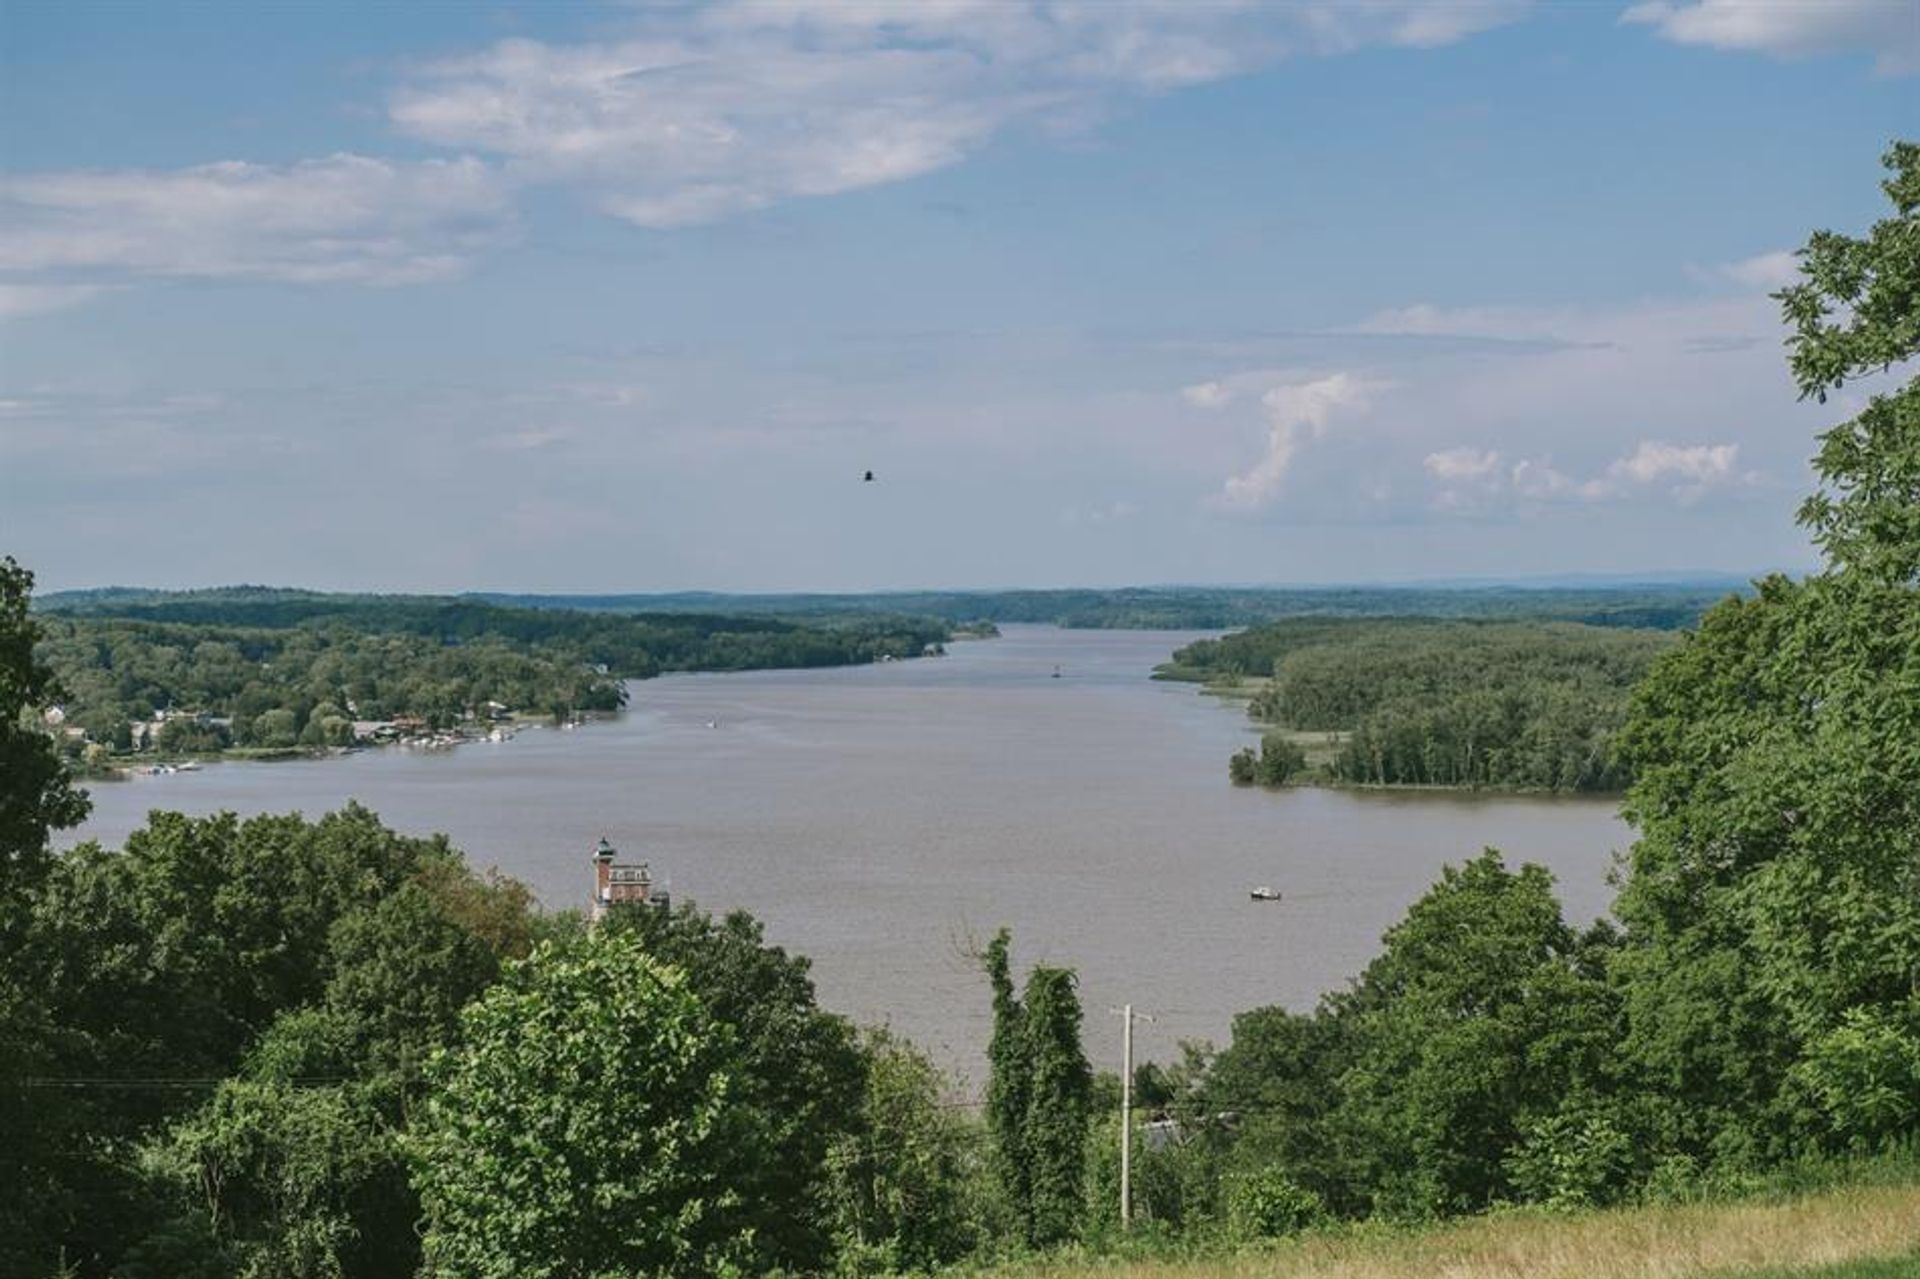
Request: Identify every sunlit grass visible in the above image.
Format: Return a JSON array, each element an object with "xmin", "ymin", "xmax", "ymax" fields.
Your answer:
[{"xmin": 957, "ymin": 1182, "xmax": 1920, "ymax": 1279}]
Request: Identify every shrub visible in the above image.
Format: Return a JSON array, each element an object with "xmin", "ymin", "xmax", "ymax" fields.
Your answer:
[{"xmin": 1229, "ymin": 1167, "xmax": 1324, "ymax": 1238}]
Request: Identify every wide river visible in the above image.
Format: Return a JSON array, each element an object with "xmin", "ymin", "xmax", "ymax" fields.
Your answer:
[{"xmin": 65, "ymin": 625, "xmax": 1632, "ymax": 1084}]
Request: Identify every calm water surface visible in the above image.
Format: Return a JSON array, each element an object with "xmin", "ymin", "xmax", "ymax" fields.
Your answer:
[{"xmin": 67, "ymin": 626, "xmax": 1631, "ymax": 1081}]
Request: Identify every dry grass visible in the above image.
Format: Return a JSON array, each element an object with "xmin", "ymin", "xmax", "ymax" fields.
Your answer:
[{"xmin": 971, "ymin": 1183, "xmax": 1920, "ymax": 1279}]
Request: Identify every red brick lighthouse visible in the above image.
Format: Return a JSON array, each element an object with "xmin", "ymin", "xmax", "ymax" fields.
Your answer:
[{"xmin": 590, "ymin": 836, "xmax": 668, "ymax": 922}]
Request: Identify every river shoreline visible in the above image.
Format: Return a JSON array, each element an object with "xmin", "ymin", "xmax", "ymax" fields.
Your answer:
[{"xmin": 63, "ymin": 625, "xmax": 1631, "ymax": 1076}]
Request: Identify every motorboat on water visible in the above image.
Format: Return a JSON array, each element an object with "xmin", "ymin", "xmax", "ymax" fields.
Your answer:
[{"xmin": 1249, "ymin": 886, "xmax": 1283, "ymax": 902}]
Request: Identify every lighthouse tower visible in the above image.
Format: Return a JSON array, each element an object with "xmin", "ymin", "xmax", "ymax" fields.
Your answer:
[{"xmin": 589, "ymin": 836, "xmax": 667, "ymax": 922}]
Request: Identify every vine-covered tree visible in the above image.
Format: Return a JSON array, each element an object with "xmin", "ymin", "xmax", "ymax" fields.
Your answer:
[{"xmin": 983, "ymin": 929, "xmax": 1093, "ymax": 1246}]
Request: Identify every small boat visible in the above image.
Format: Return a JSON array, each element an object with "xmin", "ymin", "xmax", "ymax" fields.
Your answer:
[
  {"xmin": 1051, "ymin": 665, "xmax": 1062, "ymax": 678},
  {"xmin": 1249, "ymin": 886, "xmax": 1283, "ymax": 902}
]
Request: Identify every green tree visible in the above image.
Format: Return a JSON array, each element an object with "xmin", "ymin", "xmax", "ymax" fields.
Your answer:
[
  {"xmin": 1330, "ymin": 852, "xmax": 1617, "ymax": 1218},
  {"xmin": 0, "ymin": 556, "xmax": 89, "ymax": 907},
  {"xmin": 1228, "ymin": 746, "xmax": 1258, "ymax": 785},
  {"xmin": 135, "ymin": 840, "xmax": 528, "ymax": 1279},
  {"xmin": 982, "ymin": 929, "xmax": 1093, "ymax": 1247},
  {"xmin": 1254, "ymin": 734, "xmax": 1308, "ymax": 787},
  {"xmin": 249, "ymin": 707, "xmax": 299, "ymax": 748},
  {"xmin": 410, "ymin": 931, "xmax": 765, "ymax": 1279},
  {"xmin": 823, "ymin": 1027, "xmax": 976, "ymax": 1272},
  {"xmin": 1613, "ymin": 141, "xmax": 1920, "ymax": 1164},
  {"xmin": 1204, "ymin": 1005, "xmax": 1358, "ymax": 1213},
  {"xmin": 984, "ymin": 929, "xmax": 1033, "ymax": 1237},
  {"xmin": 600, "ymin": 900, "xmax": 865, "ymax": 1274},
  {"xmin": 156, "ymin": 1075, "xmax": 397, "ymax": 1279},
  {"xmin": 1782, "ymin": 139, "xmax": 1920, "ymax": 588},
  {"xmin": 0, "ymin": 557, "xmax": 92, "ymax": 1277}
]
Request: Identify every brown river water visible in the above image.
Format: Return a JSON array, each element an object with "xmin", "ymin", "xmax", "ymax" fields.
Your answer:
[{"xmin": 64, "ymin": 625, "xmax": 1633, "ymax": 1084}]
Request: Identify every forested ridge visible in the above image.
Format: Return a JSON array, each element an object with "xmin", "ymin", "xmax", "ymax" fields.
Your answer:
[
  {"xmin": 30, "ymin": 593, "xmax": 949, "ymax": 760},
  {"xmin": 1, "ymin": 143, "xmax": 1914, "ymax": 1279},
  {"xmin": 1169, "ymin": 619, "xmax": 1677, "ymax": 792},
  {"xmin": 460, "ymin": 582, "xmax": 1729, "ymax": 631}
]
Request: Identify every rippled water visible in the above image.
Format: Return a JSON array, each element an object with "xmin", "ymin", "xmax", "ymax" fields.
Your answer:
[{"xmin": 66, "ymin": 625, "xmax": 1632, "ymax": 1081}]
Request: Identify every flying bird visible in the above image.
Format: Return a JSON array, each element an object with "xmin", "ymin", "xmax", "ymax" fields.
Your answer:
[{"xmin": 862, "ymin": 470, "xmax": 875, "ymax": 482}]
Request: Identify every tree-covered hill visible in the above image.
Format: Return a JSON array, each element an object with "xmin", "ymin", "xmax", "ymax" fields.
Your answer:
[
  {"xmin": 1168, "ymin": 618, "xmax": 1676, "ymax": 792},
  {"xmin": 462, "ymin": 582, "xmax": 1735, "ymax": 630},
  {"xmin": 31, "ymin": 590, "xmax": 950, "ymax": 759}
]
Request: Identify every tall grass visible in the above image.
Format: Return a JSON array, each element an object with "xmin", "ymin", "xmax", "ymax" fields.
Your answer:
[{"xmin": 950, "ymin": 1181, "xmax": 1920, "ymax": 1279}]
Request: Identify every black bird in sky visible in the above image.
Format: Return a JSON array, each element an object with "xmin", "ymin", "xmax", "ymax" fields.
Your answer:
[{"xmin": 862, "ymin": 470, "xmax": 875, "ymax": 482}]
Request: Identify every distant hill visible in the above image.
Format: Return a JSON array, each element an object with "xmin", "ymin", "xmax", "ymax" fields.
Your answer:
[{"xmin": 465, "ymin": 582, "xmax": 1743, "ymax": 631}]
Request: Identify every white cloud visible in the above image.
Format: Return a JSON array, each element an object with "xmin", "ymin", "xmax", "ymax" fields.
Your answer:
[
  {"xmin": 1389, "ymin": 1, "xmax": 1535, "ymax": 47},
  {"xmin": 1428, "ymin": 440, "xmax": 1746, "ymax": 509},
  {"xmin": 0, "ymin": 283, "xmax": 113, "ymax": 319},
  {"xmin": 1217, "ymin": 372, "xmax": 1382, "ymax": 511},
  {"xmin": 1182, "ymin": 380, "xmax": 1234, "ymax": 409},
  {"xmin": 1510, "ymin": 458, "xmax": 1581, "ymax": 500},
  {"xmin": 1623, "ymin": 0, "xmax": 1919, "ymax": 75},
  {"xmin": 1424, "ymin": 446, "xmax": 1503, "ymax": 481},
  {"xmin": 1718, "ymin": 249, "xmax": 1801, "ymax": 291},
  {"xmin": 1200, "ymin": 268, "xmax": 1826, "ymax": 528},
  {"xmin": 1598, "ymin": 439, "xmax": 1742, "ymax": 500},
  {"xmin": 389, "ymin": 2, "xmax": 1532, "ymax": 228},
  {"xmin": 0, "ymin": 154, "xmax": 511, "ymax": 286}
]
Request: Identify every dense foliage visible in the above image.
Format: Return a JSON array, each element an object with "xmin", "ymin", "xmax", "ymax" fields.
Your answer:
[
  {"xmin": 597, "ymin": 900, "xmax": 867, "ymax": 1273},
  {"xmin": 1181, "ymin": 618, "xmax": 1675, "ymax": 791},
  {"xmin": 32, "ymin": 592, "xmax": 950, "ymax": 757},
  {"xmin": 1607, "ymin": 141, "xmax": 1920, "ymax": 1167},
  {"xmin": 0, "ymin": 558, "xmax": 90, "ymax": 900},
  {"xmin": 1191, "ymin": 852, "xmax": 1621, "ymax": 1220},
  {"xmin": 1, "ymin": 804, "xmax": 530, "ymax": 1277},
  {"xmin": 412, "ymin": 931, "xmax": 762, "ymax": 1278}
]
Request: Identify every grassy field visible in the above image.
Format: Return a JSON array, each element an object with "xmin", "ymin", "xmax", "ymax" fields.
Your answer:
[{"xmin": 956, "ymin": 1182, "xmax": 1920, "ymax": 1279}]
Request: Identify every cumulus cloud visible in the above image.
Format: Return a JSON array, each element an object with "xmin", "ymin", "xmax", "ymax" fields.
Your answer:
[
  {"xmin": 1217, "ymin": 372, "xmax": 1383, "ymax": 511},
  {"xmin": 389, "ymin": 2, "xmax": 1532, "ymax": 228},
  {"xmin": 1182, "ymin": 380, "xmax": 1234, "ymax": 409},
  {"xmin": 1718, "ymin": 249, "xmax": 1801, "ymax": 291},
  {"xmin": 1599, "ymin": 439, "xmax": 1742, "ymax": 499},
  {"xmin": 1623, "ymin": 0, "xmax": 1919, "ymax": 74},
  {"xmin": 1509, "ymin": 457, "xmax": 1581, "ymax": 501},
  {"xmin": 1428, "ymin": 439, "xmax": 1748, "ymax": 510},
  {"xmin": 0, "ymin": 154, "xmax": 511, "ymax": 287}
]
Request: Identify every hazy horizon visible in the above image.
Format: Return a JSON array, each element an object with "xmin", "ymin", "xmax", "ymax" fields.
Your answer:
[{"xmin": 33, "ymin": 568, "xmax": 1771, "ymax": 600}]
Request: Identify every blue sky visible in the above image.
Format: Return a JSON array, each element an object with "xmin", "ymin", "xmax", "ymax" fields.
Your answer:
[{"xmin": 2, "ymin": 1, "xmax": 1913, "ymax": 593}]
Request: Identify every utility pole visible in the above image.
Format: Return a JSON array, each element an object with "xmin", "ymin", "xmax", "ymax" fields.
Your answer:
[{"xmin": 1110, "ymin": 1003, "xmax": 1153, "ymax": 1228}]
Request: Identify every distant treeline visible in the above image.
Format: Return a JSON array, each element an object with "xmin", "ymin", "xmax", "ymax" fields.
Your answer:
[
  {"xmin": 460, "ymin": 583, "xmax": 1732, "ymax": 630},
  {"xmin": 34, "ymin": 591, "xmax": 949, "ymax": 754},
  {"xmin": 1170, "ymin": 619, "xmax": 1677, "ymax": 792}
]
